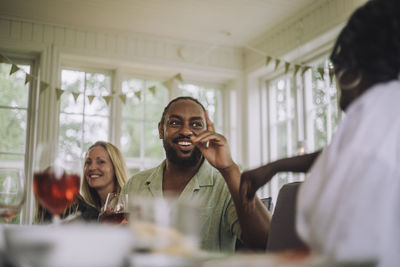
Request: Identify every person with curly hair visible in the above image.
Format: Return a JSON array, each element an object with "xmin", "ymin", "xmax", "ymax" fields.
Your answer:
[{"xmin": 240, "ymin": 0, "xmax": 400, "ymax": 265}]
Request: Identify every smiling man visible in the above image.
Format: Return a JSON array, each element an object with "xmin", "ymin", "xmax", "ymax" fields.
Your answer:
[{"xmin": 121, "ymin": 96, "xmax": 270, "ymax": 252}]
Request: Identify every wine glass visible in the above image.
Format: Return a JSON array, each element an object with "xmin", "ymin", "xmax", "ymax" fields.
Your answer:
[
  {"xmin": 0, "ymin": 168, "xmax": 26, "ymax": 224},
  {"xmin": 33, "ymin": 142, "xmax": 81, "ymax": 223},
  {"xmin": 98, "ymin": 192, "xmax": 128, "ymax": 224}
]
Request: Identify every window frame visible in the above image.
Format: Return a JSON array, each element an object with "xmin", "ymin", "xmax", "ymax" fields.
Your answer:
[{"xmin": 0, "ymin": 51, "xmax": 40, "ymax": 224}]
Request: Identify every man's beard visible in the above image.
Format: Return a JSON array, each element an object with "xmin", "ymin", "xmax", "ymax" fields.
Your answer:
[{"xmin": 163, "ymin": 140, "xmax": 203, "ymax": 167}]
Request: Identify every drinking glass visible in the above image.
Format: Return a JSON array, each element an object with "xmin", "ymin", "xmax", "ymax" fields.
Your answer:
[
  {"xmin": 98, "ymin": 192, "xmax": 128, "ymax": 224},
  {"xmin": 128, "ymin": 196, "xmax": 201, "ymax": 254},
  {"xmin": 33, "ymin": 142, "xmax": 81, "ymax": 223},
  {"xmin": 0, "ymin": 168, "xmax": 26, "ymax": 224}
]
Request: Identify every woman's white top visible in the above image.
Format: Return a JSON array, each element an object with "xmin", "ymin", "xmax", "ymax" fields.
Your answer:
[{"xmin": 297, "ymin": 80, "xmax": 400, "ymax": 267}]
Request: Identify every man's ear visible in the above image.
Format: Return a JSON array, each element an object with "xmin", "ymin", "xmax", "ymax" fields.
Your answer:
[{"xmin": 158, "ymin": 122, "xmax": 164, "ymax": 139}]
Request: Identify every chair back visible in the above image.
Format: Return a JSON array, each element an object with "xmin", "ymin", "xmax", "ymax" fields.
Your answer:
[{"xmin": 266, "ymin": 181, "xmax": 308, "ymax": 252}]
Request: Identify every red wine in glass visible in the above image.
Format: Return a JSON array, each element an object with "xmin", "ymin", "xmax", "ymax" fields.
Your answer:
[
  {"xmin": 98, "ymin": 192, "xmax": 128, "ymax": 224},
  {"xmin": 98, "ymin": 211, "xmax": 128, "ymax": 224},
  {"xmin": 33, "ymin": 167, "xmax": 80, "ymax": 217}
]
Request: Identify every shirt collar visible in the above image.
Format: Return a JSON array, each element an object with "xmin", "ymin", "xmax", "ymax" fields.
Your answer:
[{"xmin": 144, "ymin": 159, "xmax": 215, "ymax": 196}]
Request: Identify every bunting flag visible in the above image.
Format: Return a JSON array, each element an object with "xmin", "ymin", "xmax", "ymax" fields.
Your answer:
[
  {"xmin": 301, "ymin": 66, "xmax": 311, "ymax": 76},
  {"xmin": 162, "ymin": 78, "xmax": 174, "ymax": 90},
  {"xmin": 294, "ymin": 64, "xmax": 301, "ymax": 76},
  {"xmin": 40, "ymin": 81, "xmax": 49, "ymax": 93},
  {"xmin": 148, "ymin": 86, "xmax": 156, "ymax": 96},
  {"xmin": 55, "ymin": 88, "xmax": 64, "ymax": 100},
  {"xmin": 265, "ymin": 56, "xmax": 272, "ymax": 67},
  {"xmin": 25, "ymin": 73, "xmax": 34, "ymax": 85},
  {"xmin": 103, "ymin": 95, "xmax": 112, "ymax": 106},
  {"xmin": 329, "ymin": 68, "xmax": 335, "ymax": 84},
  {"xmin": 72, "ymin": 92, "xmax": 80, "ymax": 102},
  {"xmin": 9, "ymin": 64, "xmax": 20, "ymax": 76},
  {"xmin": 134, "ymin": 91, "xmax": 142, "ymax": 100},
  {"xmin": 317, "ymin": 67, "xmax": 325, "ymax": 80},
  {"xmin": 0, "ymin": 54, "xmax": 8, "ymax": 63},
  {"xmin": 88, "ymin": 95, "xmax": 96, "ymax": 104},
  {"xmin": 274, "ymin": 59, "xmax": 281, "ymax": 71},
  {"xmin": 284, "ymin": 62, "xmax": 291, "ymax": 74},
  {"xmin": 174, "ymin": 73, "xmax": 183, "ymax": 82},
  {"xmin": 119, "ymin": 94, "xmax": 126, "ymax": 104}
]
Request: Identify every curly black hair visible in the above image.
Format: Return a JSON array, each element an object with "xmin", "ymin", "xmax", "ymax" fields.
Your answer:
[
  {"xmin": 330, "ymin": 0, "xmax": 400, "ymax": 89},
  {"xmin": 159, "ymin": 96, "xmax": 206, "ymax": 126}
]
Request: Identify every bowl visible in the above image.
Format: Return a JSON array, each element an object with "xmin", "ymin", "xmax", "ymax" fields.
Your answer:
[{"xmin": 4, "ymin": 224, "xmax": 134, "ymax": 267}]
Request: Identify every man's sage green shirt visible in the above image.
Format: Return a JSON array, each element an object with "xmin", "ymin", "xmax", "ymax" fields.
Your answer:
[{"xmin": 121, "ymin": 160, "xmax": 242, "ymax": 252}]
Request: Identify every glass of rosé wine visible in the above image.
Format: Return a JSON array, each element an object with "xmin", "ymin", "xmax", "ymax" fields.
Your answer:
[
  {"xmin": 98, "ymin": 192, "xmax": 128, "ymax": 224},
  {"xmin": 33, "ymin": 143, "xmax": 81, "ymax": 223},
  {"xmin": 0, "ymin": 168, "xmax": 26, "ymax": 224}
]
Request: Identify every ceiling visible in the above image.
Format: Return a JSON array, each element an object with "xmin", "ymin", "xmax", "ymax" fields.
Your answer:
[{"xmin": 0, "ymin": 0, "xmax": 321, "ymax": 47}]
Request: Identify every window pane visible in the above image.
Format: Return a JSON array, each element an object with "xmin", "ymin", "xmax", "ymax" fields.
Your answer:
[
  {"xmin": 60, "ymin": 70, "xmax": 85, "ymax": 113},
  {"xmin": 313, "ymin": 107, "xmax": 328, "ymax": 150},
  {"xmin": 59, "ymin": 69, "xmax": 110, "ymax": 159},
  {"xmin": 59, "ymin": 113, "xmax": 84, "ymax": 159},
  {"xmin": 85, "ymin": 73, "xmax": 110, "ymax": 116},
  {"xmin": 83, "ymin": 116, "xmax": 109, "ymax": 145},
  {"xmin": 122, "ymin": 79, "xmax": 143, "ymax": 119},
  {"xmin": 276, "ymin": 123, "xmax": 287, "ymax": 158},
  {"xmin": 0, "ymin": 60, "xmax": 32, "ymax": 224},
  {"xmin": 121, "ymin": 120, "xmax": 141, "ymax": 158},
  {"xmin": 0, "ymin": 109, "xmax": 27, "ymax": 154},
  {"xmin": 121, "ymin": 78, "xmax": 168, "ymax": 171},
  {"xmin": 144, "ymin": 81, "xmax": 168, "ymax": 120},
  {"xmin": 144, "ymin": 122, "xmax": 163, "ymax": 159},
  {"xmin": 0, "ymin": 154, "xmax": 24, "ymax": 162},
  {"xmin": 0, "ymin": 63, "xmax": 29, "ymax": 108}
]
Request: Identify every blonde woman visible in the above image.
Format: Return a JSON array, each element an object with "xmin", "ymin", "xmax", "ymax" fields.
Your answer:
[
  {"xmin": 82, "ymin": 141, "xmax": 128, "ymax": 210},
  {"xmin": 34, "ymin": 141, "xmax": 128, "ymax": 223}
]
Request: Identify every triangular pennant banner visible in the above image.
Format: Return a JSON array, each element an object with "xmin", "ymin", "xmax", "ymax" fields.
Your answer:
[
  {"xmin": 266, "ymin": 56, "xmax": 272, "ymax": 67},
  {"xmin": 72, "ymin": 92, "xmax": 80, "ymax": 102},
  {"xmin": 134, "ymin": 91, "xmax": 142, "ymax": 100},
  {"xmin": 55, "ymin": 88, "xmax": 64, "ymax": 100},
  {"xmin": 301, "ymin": 66, "xmax": 311, "ymax": 76},
  {"xmin": 87, "ymin": 95, "xmax": 96, "ymax": 104},
  {"xmin": 0, "ymin": 54, "xmax": 8, "ymax": 63},
  {"xmin": 284, "ymin": 62, "xmax": 291, "ymax": 74},
  {"xmin": 9, "ymin": 64, "xmax": 20, "ymax": 75},
  {"xmin": 274, "ymin": 59, "xmax": 281, "ymax": 71},
  {"xmin": 329, "ymin": 68, "xmax": 335, "ymax": 84},
  {"xmin": 119, "ymin": 94, "xmax": 126, "ymax": 104},
  {"xmin": 25, "ymin": 74, "xmax": 34, "ymax": 85},
  {"xmin": 40, "ymin": 81, "xmax": 49, "ymax": 93},
  {"xmin": 148, "ymin": 86, "xmax": 156, "ymax": 96},
  {"xmin": 162, "ymin": 79, "xmax": 174, "ymax": 90},
  {"xmin": 317, "ymin": 67, "xmax": 325, "ymax": 80},
  {"xmin": 103, "ymin": 95, "xmax": 112, "ymax": 106},
  {"xmin": 174, "ymin": 73, "xmax": 183, "ymax": 82},
  {"xmin": 294, "ymin": 65, "xmax": 301, "ymax": 76}
]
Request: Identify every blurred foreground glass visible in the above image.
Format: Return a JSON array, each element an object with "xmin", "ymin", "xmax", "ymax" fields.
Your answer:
[
  {"xmin": 0, "ymin": 168, "xmax": 25, "ymax": 224},
  {"xmin": 98, "ymin": 192, "xmax": 129, "ymax": 224},
  {"xmin": 33, "ymin": 143, "xmax": 81, "ymax": 223},
  {"xmin": 129, "ymin": 196, "xmax": 201, "ymax": 255}
]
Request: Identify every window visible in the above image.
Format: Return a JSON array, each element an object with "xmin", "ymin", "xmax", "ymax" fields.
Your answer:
[
  {"xmin": 59, "ymin": 69, "xmax": 111, "ymax": 160},
  {"xmin": 261, "ymin": 57, "xmax": 340, "ymax": 203},
  {"xmin": 120, "ymin": 78, "xmax": 168, "ymax": 175},
  {"xmin": 0, "ymin": 57, "xmax": 36, "ymax": 224},
  {"xmin": 305, "ymin": 60, "xmax": 340, "ymax": 151},
  {"xmin": 266, "ymin": 75, "xmax": 299, "ymax": 200}
]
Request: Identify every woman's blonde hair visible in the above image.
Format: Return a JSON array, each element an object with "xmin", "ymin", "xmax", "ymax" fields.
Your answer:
[{"xmin": 81, "ymin": 141, "xmax": 128, "ymax": 210}]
